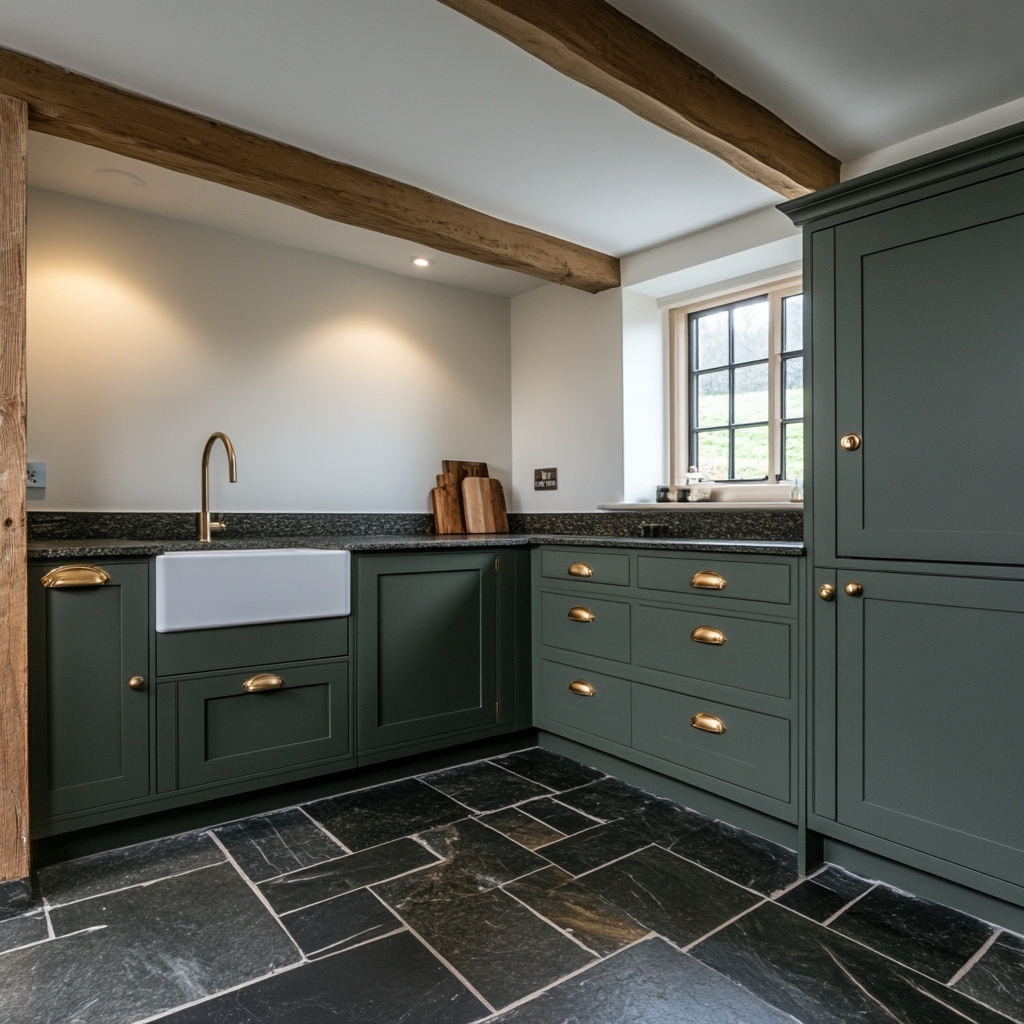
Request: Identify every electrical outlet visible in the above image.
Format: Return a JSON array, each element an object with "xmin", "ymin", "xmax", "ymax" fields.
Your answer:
[
  {"xmin": 27, "ymin": 462, "xmax": 46, "ymax": 487},
  {"xmin": 534, "ymin": 467, "xmax": 557, "ymax": 490}
]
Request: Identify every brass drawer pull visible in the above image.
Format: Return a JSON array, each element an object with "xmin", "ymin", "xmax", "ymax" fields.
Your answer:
[
  {"xmin": 818, "ymin": 583, "xmax": 836, "ymax": 601},
  {"xmin": 567, "ymin": 562, "xmax": 594, "ymax": 578},
  {"xmin": 242, "ymin": 673, "xmax": 284, "ymax": 693},
  {"xmin": 691, "ymin": 712, "xmax": 726, "ymax": 734},
  {"xmin": 567, "ymin": 606, "xmax": 596, "ymax": 623},
  {"xmin": 568, "ymin": 680, "xmax": 596, "ymax": 697},
  {"xmin": 41, "ymin": 564, "xmax": 111, "ymax": 588},
  {"xmin": 839, "ymin": 432, "xmax": 862, "ymax": 451},
  {"xmin": 127, "ymin": 675, "xmax": 145, "ymax": 691},
  {"xmin": 690, "ymin": 626, "xmax": 726, "ymax": 645},
  {"xmin": 691, "ymin": 570, "xmax": 726, "ymax": 590},
  {"xmin": 844, "ymin": 582, "xmax": 864, "ymax": 597}
]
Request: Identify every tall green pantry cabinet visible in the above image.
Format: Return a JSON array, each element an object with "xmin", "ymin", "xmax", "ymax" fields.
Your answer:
[{"xmin": 782, "ymin": 122, "xmax": 1024, "ymax": 907}]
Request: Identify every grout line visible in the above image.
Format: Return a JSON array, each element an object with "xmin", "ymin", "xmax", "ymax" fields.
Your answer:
[
  {"xmin": 572, "ymin": 843, "xmax": 655, "ymax": 879},
  {"xmin": 480, "ymin": 760, "xmax": 559, "ymax": 794},
  {"xmin": 0, "ymin": 923, "xmax": 108, "ymax": 960},
  {"xmin": 771, "ymin": 862, "xmax": 830, "ymax": 900},
  {"xmin": 499, "ymin": 882, "xmax": 601, "ymax": 957},
  {"xmin": 304, "ymin": 924, "xmax": 408, "ymax": 959},
  {"xmin": 821, "ymin": 882, "xmax": 878, "ymax": 927},
  {"xmin": 653, "ymin": 841, "xmax": 788, "ymax": 902},
  {"xmin": 44, "ymin": 860, "xmax": 226, "ymax": 911},
  {"xmin": 947, "ymin": 928, "xmax": 1002, "ymax": 987},
  {"xmin": 43, "ymin": 904, "xmax": 55, "ymax": 940},
  {"xmin": 398, "ymin": 919, "xmax": 498, "ymax": 1015},
  {"xmin": 298, "ymin": 805, "xmax": 353, "ymax": 854},
  {"xmin": 682, "ymin": 898, "xmax": 768, "ymax": 952},
  {"xmin": 515, "ymin": 798, "xmax": 607, "ymax": 828}
]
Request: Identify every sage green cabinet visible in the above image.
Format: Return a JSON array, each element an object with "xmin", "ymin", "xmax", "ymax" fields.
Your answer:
[{"xmin": 29, "ymin": 561, "xmax": 150, "ymax": 821}]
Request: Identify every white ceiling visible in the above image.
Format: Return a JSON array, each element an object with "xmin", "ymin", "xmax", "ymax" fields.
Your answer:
[{"xmin": 5, "ymin": 1, "xmax": 1023, "ymax": 295}]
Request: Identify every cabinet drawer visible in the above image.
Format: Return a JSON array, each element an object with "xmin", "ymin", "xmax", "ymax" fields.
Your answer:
[
  {"xmin": 541, "ymin": 549, "xmax": 630, "ymax": 587},
  {"xmin": 541, "ymin": 592, "xmax": 630, "ymax": 663},
  {"xmin": 635, "ymin": 604, "xmax": 790, "ymax": 699},
  {"xmin": 157, "ymin": 616, "xmax": 348, "ymax": 676},
  {"xmin": 632, "ymin": 683, "xmax": 790, "ymax": 802},
  {"xmin": 539, "ymin": 660, "xmax": 631, "ymax": 746},
  {"xmin": 637, "ymin": 555, "xmax": 791, "ymax": 606},
  {"xmin": 170, "ymin": 659, "xmax": 351, "ymax": 788}
]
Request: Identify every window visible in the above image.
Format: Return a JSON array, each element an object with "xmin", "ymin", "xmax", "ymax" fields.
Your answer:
[{"xmin": 672, "ymin": 278, "xmax": 804, "ymax": 483}]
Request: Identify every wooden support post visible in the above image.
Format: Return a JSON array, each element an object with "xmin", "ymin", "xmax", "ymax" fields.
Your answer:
[{"xmin": 0, "ymin": 94, "xmax": 28, "ymax": 883}]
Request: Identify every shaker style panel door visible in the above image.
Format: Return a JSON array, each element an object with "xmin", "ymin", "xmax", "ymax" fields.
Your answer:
[
  {"xmin": 29, "ymin": 561, "xmax": 150, "ymax": 818},
  {"xmin": 357, "ymin": 551, "xmax": 498, "ymax": 752},
  {"xmin": 836, "ymin": 570, "xmax": 1024, "ymax": 886},
  {"xmin": 833, "ymin": 167, "xmax": 1024, "ymax": 563}
]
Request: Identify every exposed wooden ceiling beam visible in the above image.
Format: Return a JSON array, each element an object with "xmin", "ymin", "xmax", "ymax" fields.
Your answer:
[
  {"xmin": 0, "ymin": 47, "xmax": 620, "ymax": 293},
  {"xmin": 438, "ymin": 0, "xmax": 840, "ymax": 198}
]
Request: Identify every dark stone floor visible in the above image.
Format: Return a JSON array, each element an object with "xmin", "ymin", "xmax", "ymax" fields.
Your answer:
[{"xmin": 1, "ymin": 746, "xmax": 1022, "ymax": 1023}]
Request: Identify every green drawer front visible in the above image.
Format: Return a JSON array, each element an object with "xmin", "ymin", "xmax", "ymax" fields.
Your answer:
[
  {"xmin": 541, "ymin": 549, "xmax": 630, "ymax": 586},
  {"xmin": 632, "ymin": 682, "xmax": 791, "ymax": 802},
  {"xmin": 539, "ymin": 659, "xmax": 631, "ymax": 746},
  {"xmin": 637, "ymin": 555, "xmax": 791, "ymax": 606},
  {"xmin": 541, "ymin": 591, "xmax": 631, "ymax": 663},
  {"xmin": 157, "ymin": 616, "xmax": 348, "ymax": 676},
  {"xmin": 172, "ymin": 659, "xmax": 351, "ymax": 788},
  {"xmin": 635, "ymin": 604, "xmax": 790, "ymax": 699}
]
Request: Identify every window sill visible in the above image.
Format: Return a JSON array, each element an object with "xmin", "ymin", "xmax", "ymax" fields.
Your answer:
[{"xmin": 598, "ymin": 502, "xmax": 803, "ymax": 511}]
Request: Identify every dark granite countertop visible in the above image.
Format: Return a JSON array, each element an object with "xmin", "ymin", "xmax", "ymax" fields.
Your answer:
[{"xmin": 28, "ymin": 533, "xmax": 804, "ymax": 560}]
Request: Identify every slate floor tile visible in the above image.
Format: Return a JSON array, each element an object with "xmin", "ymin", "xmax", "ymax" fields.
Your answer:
[
  {"xmin": 692, "ymin": 900, "xmax": 1011, "ymax": 1024},
  {"xmin": 490, "ymin": 747, "xmax": 606, "ymax": 792},
  {"xmin": 421, "ymin": 760, "xmax": 553, "ymax": 811},
  {"xmin": 480, "ymin": 806, "xmax": 565, "ymax": 849},
  {"xmin": 0, "ymin": 863, "xmax": 299, "ymax": 1024},
  {"xmin": 539, "ymin": 819, "xmax": 651, "ymax": 876},
  {"xmin": 159, "ymin": 930, "xmax": 489, "ymax": 1024},
  {"xmin": 491, "ymin": 937, "xmax": 797, "ymax": 1024},
  {"xmin": 0, "ymin": 876, "xmax": 39, "ymax": 923},
  {"xmin": 775, "ymin": 865, "xmax": 874, "ymax": 922},
  {"xmin": 0, "ymin": 911, "xmax": 48, "ymax": 954},
  {"xmin": 36, "ymin": 830, "xmax": 224, "ymax": 907},
  {"xmin": 519, "ymin": 796, "xmax": 602, "ymax": 835},
  {"xmin": 558, "ymin": 776, "xmax": 663, "ymax": 821},
  {"xmin": 830, "ymin": 882, "xmax": 996, "ymax": 982},
  {"xmin": 304, "ymin": 778, "xmax": 466, "ymax": 851},
  {"xmin": 212, "ymin": 808, "xmax": 344, "ymax": 882},
  {"xmin": 258, "ymin": 837, "xmax": 440, "ymax": 914},
  {"xmin": 280, "ymin": 888, "xmax": 402, "ymax": 957},
  {"xmin": 504, "ymin": 865, "xmax": 649, "ymax": 956},
  {"xmin": 580, "ymin": 845, "xmax": 762, "ymax": 948},
  {"xmin": 954, "ymin": 930, "xmax": 1024, "ymax": 1022}
]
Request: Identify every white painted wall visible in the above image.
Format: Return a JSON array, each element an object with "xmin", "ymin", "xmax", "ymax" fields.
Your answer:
[
  {"xmin": 27, "ymin": 188, "xmax": 512, "ymax": 512},
  {"xmin": 510, "ymin": 284, "xmax": 624, "ymax": 511},
  {"xmin": 621, "ymin": 290, "xmax": 666, "ymax": 503}
]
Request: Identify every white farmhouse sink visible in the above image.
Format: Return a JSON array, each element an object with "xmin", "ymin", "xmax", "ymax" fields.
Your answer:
[{"xmin": 155, "ymin": 548, "xmax": 350, "ymax": 632}]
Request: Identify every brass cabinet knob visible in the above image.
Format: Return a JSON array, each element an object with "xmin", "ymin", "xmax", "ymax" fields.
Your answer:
[
  {"xmin": 691, "ymin": 712, "xmax": 726, "ymax": 734},
  {"xmin": 568, "ymin": 680, "xmax": 596, "ymax": 697},
  {"xmin": 127, "ymin": 675, "xmax": 145, "ymax": 691},
  {"xmin": 691, "ymin": 570, "xmax": 727, "ymax": 590},
  {"xmin": 242, "ymin": 673, "xmax": 284, "ymax": 693},
  {"xmin": 818, "ymin": 583, "xmax": 836, "ymax": 601},
  {"xmin": 567, "ymin": 606, "xmax": 596, "ymax": 623},
  {"xmin": 690, "ymin": 626, "xmax": 727, "ymax": 645},
  {"xmin": 839, "ymin": 433, "xmax": 862, "ymax": 451},
  {"xmin": 844, "ymin": 582, "xmax": 864, "ymax": 597},
  {"xmin": 567, "ymin": 562, "xmax": 594, "ymax": 578},
  {"xmin": 41, "ymin": 565, "xmax": 111, "ymax": 588}
]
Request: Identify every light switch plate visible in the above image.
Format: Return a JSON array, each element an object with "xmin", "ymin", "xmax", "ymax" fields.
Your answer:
[
  {"xmin": 534, "ymin": 467, "xmax": 557, "ymax": 490},
  {"xmin": 27, "ymin": 462, "xmax": 46, "ymax": 487}
]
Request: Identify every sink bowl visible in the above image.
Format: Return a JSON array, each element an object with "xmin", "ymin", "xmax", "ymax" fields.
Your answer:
[{"xmin": 155, "ymin": 548, "xmax": 350, "ymax": 633}]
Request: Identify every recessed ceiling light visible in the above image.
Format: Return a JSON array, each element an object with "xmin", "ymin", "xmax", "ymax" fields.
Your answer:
[
  {"xmin": 95, "ymin": 167, "xmax": 147, "ymax": 187},
  {"xmin": 411, "ymin": 257, "xmax": 431, "ymax": 267}
]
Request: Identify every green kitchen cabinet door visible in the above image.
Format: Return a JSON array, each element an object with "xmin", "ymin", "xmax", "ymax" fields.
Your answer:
[
  {"xmin": 832, "ymin": 167, "xmax": 1024, "ymax": 563},
  {"xmin": 356, "ymin": 550, "xmax": 499, "ymax": 754},
  {"xmin": 836, "ymin": 570, "xmax": 1024, "ymax": 887},
  {"xmin": 29, "ymin": 561, "xmax": 150, "ymax": 819}
]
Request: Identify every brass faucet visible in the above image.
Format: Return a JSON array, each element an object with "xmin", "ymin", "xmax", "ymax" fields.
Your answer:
[{"xmin": 198, "ymin": 432, "xmax": 237, "ymax": 541}]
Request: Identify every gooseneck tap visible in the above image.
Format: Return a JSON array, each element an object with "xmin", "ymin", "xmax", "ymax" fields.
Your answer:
[{"xmin": 198, "ymin": 432, "xmax": 237, "ymax": 541}]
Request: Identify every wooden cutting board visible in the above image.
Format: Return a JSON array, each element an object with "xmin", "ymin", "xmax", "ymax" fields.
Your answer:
[
  {"xmin": 462, "ymin": 477, "xmax": 508, "ymax": 533},
  {"xmin": 431, "ymin": 473, "xmax": 465, "ymax": 534}
]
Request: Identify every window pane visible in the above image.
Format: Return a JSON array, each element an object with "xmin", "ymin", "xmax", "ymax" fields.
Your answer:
[
  {"xmin": 734, "ymin": 425, "xmax": 769, "ymax": 479},
  {"xmin": 783, "ymin": 294, "xmax": 803, "ymax": 352},
  {"xmin": 696, "ymin": 370, "xmax": 729, "ymax": 427},
  {"xmin": 734, "ymin": 362, "xmax": 768, "ymax": 424},
  {"xmin": 695, "ymin": 311, "xmax": 728, "ymax": 369},
  {"xmin": 695, "ymin": 429, "xmax": 729, "ymax": 480},
  {"xmin": 784, "ymin": 421, "xmax": 805, "ymax": 482},
  {"xmin": 784, "ymin": 356, "xmax": 804, "ymax": 419},
  {"xmin": 733, "ymin": 299, "xmax": 769, "ymax": 362}
]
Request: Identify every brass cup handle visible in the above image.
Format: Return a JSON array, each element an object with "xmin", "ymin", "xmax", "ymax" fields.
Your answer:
[
  {"xmin": 127, "ymin": 676, "xmax": 145, "ymax": 691},
  {"xmin": 818, "ymin": 583, "xmax": 836, "ymax": 602},
  {"xmin": 567, "ymin": 606, "xmax": 596, "ymax": 623},
  {"xmin": 242, "ymin": 673, "xmax": 284, "ymax": 693},
  {"xmin": 567, "ymin": 562, "xmax": 594, "ymax": 578},
  {"xmin": 839, "ymin": 432, "xmax": 862, "ymax": 451},
  {"xmin": 568, "ymin": 680, "xmax": 596, "ymax": 697},
  {"xmin": 844, "ymin": 582, "xmax": 864, "ymax": 597},
  {"xmin": 41, "ymin": 565, "xmax": 111, "ymax": 588},
  {"xmin": 691, "ymin": 712, "xmax": 726, "ymax": 734},
  {"xmin": 690, "ymin": 626, "xmax": 726, "ymax": 645},
  {"xmin": 691, "ymin": 570, "xmax": 727, "ymax": 590}
]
